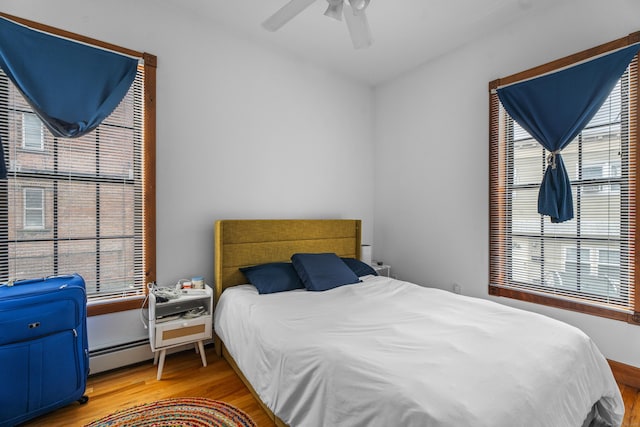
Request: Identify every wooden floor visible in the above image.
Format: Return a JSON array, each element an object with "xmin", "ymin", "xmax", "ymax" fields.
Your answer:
[
  {"xmin": 20, "ymin": 345, "xmax": 276, "ymax": 427},
  {"xmin": 17, "ymin": 346, "xmax": 640, "ymax": 426},
  {"xmin": 619, "ymin": 383, "xmax": 640, "ymax": 427}
]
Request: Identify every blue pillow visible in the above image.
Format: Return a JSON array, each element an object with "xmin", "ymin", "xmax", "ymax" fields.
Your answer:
[
  {"xmin": 240, "ymin": 262, "xmax": 305, "ymax": 294},
  {"xmin": 341, "ymin": 257, "xmax": 378, "ymax": 277},
  {"xmin": 291, "ymin": 253, "xmax": 360, "ymax": 292}
]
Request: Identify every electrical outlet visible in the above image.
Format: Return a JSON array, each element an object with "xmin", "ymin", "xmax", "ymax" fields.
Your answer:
[{"xmin": 452, "ymin": 283, "xmax": 462, "ymax": 294}]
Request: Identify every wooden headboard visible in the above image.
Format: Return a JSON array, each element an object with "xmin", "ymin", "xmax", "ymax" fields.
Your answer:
[{"xmin": 214, "ymin": 219, "xmax": 362, "ymax": 303}]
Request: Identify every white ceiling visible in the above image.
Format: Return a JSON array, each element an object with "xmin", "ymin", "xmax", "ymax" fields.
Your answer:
[{"xmin": 172, "ymin": 0, "xmax": 568, "ymax": 86}]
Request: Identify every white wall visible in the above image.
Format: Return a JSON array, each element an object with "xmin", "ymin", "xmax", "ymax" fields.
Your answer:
[
  {"xmin": 1, "ymin": 0, "xmax": 375, "ymax": 286},
  {"xmin": 374, "ymin": 0, "xmax": 640, "ymax": 367},
  {"xmin": 6, "ymin": 0, "xmax": 640, "ymax": 370},
  {"xmin": 1, "ymin": 0, "xmax": 375, "ymax": 353}
]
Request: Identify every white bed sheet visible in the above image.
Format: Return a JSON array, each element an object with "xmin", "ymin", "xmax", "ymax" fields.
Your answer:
[{"xmin": 214, "ymin": 276, "xmax": 624, "ymax": 427}]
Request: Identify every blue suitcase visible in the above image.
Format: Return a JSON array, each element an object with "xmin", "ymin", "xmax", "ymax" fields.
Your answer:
[{"xmin": 0, "ymin": 274, "xmax": 89, "ymax": 427}]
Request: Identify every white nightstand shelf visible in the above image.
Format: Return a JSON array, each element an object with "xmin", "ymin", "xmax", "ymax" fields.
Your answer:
[
  {"xmin": 148, "ymin": 284, "xmax": 213, "ymax": 380},
  {"xmin": 372, "ymin": 263, "xmax": 391, "ymax": 277}
]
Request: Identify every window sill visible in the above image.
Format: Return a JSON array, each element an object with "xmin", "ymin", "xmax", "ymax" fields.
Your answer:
[
  {"xmin": 87, "ymin": 295, "xmax": 147, "ymax": 317},
  {"xmin": 17, "ymin": 147, "xmax": 45, "ymax": 154},
  {"xmin": 488, "ymin": 285, "xmax": 638, "ymax": 325}
]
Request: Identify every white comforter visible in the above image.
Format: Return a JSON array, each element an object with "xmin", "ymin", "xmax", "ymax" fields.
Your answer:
[{"xmin": 214, "ymin": 276, "xmax": 624, "ymax": 427}]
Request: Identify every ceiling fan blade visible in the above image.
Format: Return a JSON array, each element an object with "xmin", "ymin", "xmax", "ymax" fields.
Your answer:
[
  {"xmin": 262, "ymin": 0, "xmax": 318, "ymax": 32},
  {"xmin": 343, "ymin": 3, "xmax": 373, "ymax": 49},
  {"xmin": 323, "ymin": 0, "xmax": 344, "ymax": 21}
]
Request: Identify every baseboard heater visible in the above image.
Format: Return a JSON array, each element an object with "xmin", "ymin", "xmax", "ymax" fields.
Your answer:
[
  {"xmin": 89, "ymin": 339, "xmax": 153, "ymax": 374},
  {"xmin": 88, "ymin": 338, "xmax": 209, "ymax": 375}
]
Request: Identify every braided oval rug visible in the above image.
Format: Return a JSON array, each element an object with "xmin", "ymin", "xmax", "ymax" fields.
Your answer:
[{"xmin": 84, "ymin": 397, "xmax": 257, "ymax": 427}]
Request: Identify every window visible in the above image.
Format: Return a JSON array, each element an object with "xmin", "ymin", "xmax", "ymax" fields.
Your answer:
[
  {"xmin": 23, "ymin": 187, "xmax": 44, "ymax": 230},
  {"xmin": 489, "ymin": 34, "xmax": 639, "ymax": 323},
  {"xmin": 21, "ymin": 112, "xmax": 43, "ymax": 151},
  {"xmin": 0, "ymin": 16, "xmax": 156, "ymax": 315}
]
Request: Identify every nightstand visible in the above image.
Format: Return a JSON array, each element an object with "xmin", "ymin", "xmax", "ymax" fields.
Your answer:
[
  {"xmin": 148, "ymin": 284, "xmax": 213, "ymax": 380},
  {"xmin": 372, "ymin": 263, "xmax": 391, "ymax": 277}
]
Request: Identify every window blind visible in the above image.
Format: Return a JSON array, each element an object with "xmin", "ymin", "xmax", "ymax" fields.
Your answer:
[
  {"xmin": 489, "ymin": 52, "xmax": 638, "ymax": 320},
  {"xmin": 0, "ymin": 64, "xmax": 148, "ymax": 301}
]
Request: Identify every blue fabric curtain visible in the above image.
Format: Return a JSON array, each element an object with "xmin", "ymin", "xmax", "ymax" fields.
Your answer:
[
  {"xmin": 497, "ymin": 44, "xmax": 640, "ymax": 223},
  {"xmin": 0, "ymin": 16, "xmax": 138, "ymax": 178}
]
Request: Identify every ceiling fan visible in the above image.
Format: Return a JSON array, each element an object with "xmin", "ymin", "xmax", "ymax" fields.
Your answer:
[{"xmin": 262, "ymin": 0, "xmax": 373, "ymax": 49}]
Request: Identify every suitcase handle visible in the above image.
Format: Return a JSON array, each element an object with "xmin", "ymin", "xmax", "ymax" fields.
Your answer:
[{"xmin": 5, "ymin": 274, "xmax": 77, "ymax": 287}]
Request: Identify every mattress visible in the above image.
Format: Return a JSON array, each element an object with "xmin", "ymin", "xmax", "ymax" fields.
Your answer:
[{"xmin": 214, "ymin": 275, "xmax": 624, "ymax": 427}]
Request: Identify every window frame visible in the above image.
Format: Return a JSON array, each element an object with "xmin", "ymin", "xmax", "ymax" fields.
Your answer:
[
  {"xmin": 489, "ymin": 31, "xmax": 640, "ymax": 324},
  {"xmin": 0, "ymin": 12, "xmax": 156, "ymax": 316},
  {"xmin": 21, "ymin": 112, "xmax": 43, "ymax": 151},
  {"xmin": 22, "ymin": 186, "xmax": 44, "ymax": 230}
]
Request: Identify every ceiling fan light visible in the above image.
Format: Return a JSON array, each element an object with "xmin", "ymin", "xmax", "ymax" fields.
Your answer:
[
  {"xmin": 324, "ymin": 0, "xmax": 344, "ymax": 21},
  {"xmin": 348, "ymin": 0, "xmax": 369, "ymax": 13}
]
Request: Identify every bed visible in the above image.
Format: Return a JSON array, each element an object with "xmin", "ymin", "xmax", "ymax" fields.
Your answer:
[{"xmin": 213, "ymin": 219, "xmax": 624, "ymax": 427}]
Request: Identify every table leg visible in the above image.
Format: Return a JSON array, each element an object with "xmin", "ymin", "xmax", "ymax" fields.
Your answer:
[
  {"xmin": 197, "ymin": 341, "xmax": 207, "ymax": 367},
  {"xmin": 156, "ymin": 349, "xmax": 167, "ymax": 380}
]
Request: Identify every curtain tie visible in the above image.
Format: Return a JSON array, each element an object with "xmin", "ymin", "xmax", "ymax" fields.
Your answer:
[{"xmin": 547, "ymin": 149, "xmax": 561, "ymax": 170}]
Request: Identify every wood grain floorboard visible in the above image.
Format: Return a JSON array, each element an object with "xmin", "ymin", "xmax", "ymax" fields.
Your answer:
[
  {"xmin": 17, "ymin": 346, "xmax": 640, "ymax": 426},
  {"xmin": 621, "ymin": 382, "xmax": 640, "ymax": 427}
]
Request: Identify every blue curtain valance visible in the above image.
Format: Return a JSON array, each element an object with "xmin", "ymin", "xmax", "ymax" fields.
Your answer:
[
  {"xmin": 497, "ymin": 43, "xmax": 640, "ymax": 223},
  {"xmin": 0, "ymin": 16, "xmax": 139, "ymax": 178}
]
